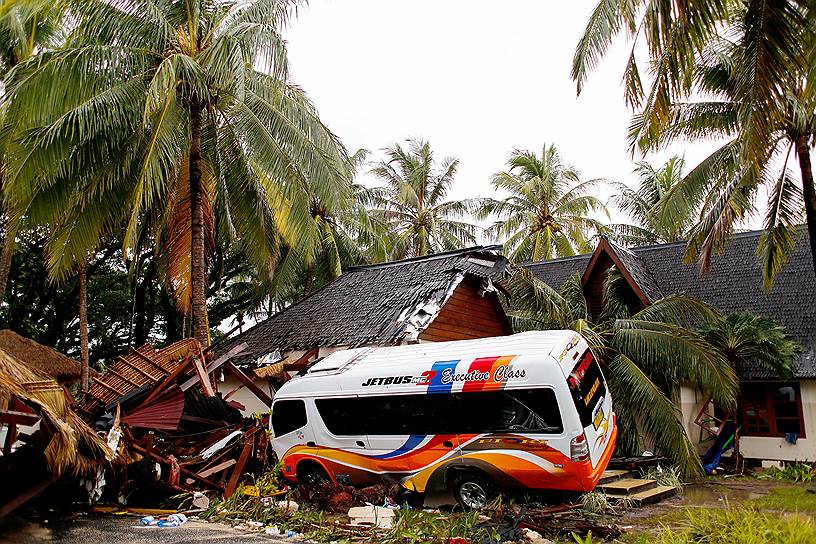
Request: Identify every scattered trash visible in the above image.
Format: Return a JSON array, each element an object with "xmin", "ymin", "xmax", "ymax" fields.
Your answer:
[
  {"xmin": 139, "ymin": 513, "xmax": 187, "ymax": 527},
  {"xmin": 348, "ymin": 505, "xmax": 397, "ymax": 529}
]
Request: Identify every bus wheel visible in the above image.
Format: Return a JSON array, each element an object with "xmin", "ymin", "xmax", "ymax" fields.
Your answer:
[
  {"xmin": 453, "ymin": 473, "xmax": 493, "ymax": 510},
  {"xmin": 297, "ymin": 462, "xmax": 329, "ymax": 485}
]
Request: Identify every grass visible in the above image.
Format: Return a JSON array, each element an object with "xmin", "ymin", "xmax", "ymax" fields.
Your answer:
[
  {"xmin": 651, "ymin": 506, "xmax": 816, "ymax": 543},
  {"xmin": 747, "ymin": 486, "xmax": 816, "ymax": 513}
]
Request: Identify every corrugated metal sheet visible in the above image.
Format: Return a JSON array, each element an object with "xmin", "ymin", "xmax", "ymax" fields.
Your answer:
[{"xmin": 121, "ymin": 386, "xmax": 185, "ymax": 431}]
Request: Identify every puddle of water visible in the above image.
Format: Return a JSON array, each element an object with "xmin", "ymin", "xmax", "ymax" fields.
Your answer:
[{"xmin": 681, "ymin": 483, "xmax": 766, "ymax": 505}]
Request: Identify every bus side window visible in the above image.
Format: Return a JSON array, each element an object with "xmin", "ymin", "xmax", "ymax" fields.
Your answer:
[
  {"xmin": 454, "ymin": 390, "xmax": 563, "ymax": 434},
  {"xmin": 272, "ymin": 399, "xmax": 307, "ymax": 437}
]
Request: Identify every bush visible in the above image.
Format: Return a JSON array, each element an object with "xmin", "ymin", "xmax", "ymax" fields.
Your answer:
[{"xmin": 757, "ymin": 462, "xmax": 815, "ymax": 483}]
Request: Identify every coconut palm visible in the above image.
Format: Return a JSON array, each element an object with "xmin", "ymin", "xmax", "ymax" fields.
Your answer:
[
  {"xmin": 0, "ymin": 0, "xmax": 64, "ymax": 305},
  {"xmin": 2, "ymin": 0, "xmax": 350, "ymax": 347},
  {"xmin": 368, "ymin": 139, "xmax": 483, "ymax": 259},
  {"xmin": 506, "ymin": 264, "xmax": 798, "ymax": 476},
  {"xmin": 481, "ymin": 145, "xmax": 608, "ymax": 262},
  {"xmin": 698, "ymin": 313, "xmax": 800, "ymax": 380},
  {"xmin": 574, "ymin": 0, "xmax": 814, "ymax": 284},
  {"xmin": 612, "ymin": 156, "xmax": 696, "ymax": 245},
  {"xmin": 628, "ymin": 28, "xmax": 815, "ymax": 288}
]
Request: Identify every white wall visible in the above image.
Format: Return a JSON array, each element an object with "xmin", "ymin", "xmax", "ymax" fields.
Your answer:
[{"xmin": 679, "ymin": 381, "xmax": 816, "ymax": 463}]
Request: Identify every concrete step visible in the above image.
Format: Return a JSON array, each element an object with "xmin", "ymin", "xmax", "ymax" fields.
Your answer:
[
  {"xmin": 597, "ymin": 477, "xmax": 656, "ymax": 496},
  {"xmin": 626, "ymin": 485, "xmax": 678, "ymax": 506},
  {"xmin": 598, "ymin": 469, "xmax": 633, "ymax": 485}
]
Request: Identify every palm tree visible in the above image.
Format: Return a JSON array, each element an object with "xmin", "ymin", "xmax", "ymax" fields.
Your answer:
[
  {"xmin": 612, "ymin": 156, "xmax": 696, "ymax": 245},
  {"xmin": 573, "ymin": 0, "xmax": 814, "ymax": 284},
  {"xmin": 0, "ymin": 0, "xmax": 63, "ymax": 305},
  {"xmin": 628, "ymin": 28, "xmax": 815, "ymax": 288},
  {"xmin": 505, "ymin": 264, "xmax": 796, "ymax": 477},
  {"xmin": 368, "ymin": 139, "xmax": 483, "ymax": 259},
  {"xmin": 481, "ymin": 145, "xmax": 608, "ymax": 262},
  {"xmin": 2, "ymin": 0, "xmax": 349, "ymax": 347},
  {"xmin": 698, "ymin": 313, "xmax": 800, "ymax": 380}
]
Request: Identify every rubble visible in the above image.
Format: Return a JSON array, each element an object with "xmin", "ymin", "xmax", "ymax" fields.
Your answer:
[{"xmin": 77, "ymin": 339, "xmax": 277, "ymax": 501}]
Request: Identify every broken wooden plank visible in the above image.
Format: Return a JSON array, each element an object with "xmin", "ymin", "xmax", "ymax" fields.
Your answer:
[
  {"xmin": 198, "ymin": 459, "xmax": 237, "ymax": 478},
  {"xmin": 180, "ymin": 344, "xmax": 247, "ymax": 391},
  {"xmin": 192, "ymin": 356, "xmax": 216, "ymax": 397},
  {"xmin": 285, "ymin": 347, "xmax": 319, "ymax": 371},
  {"xmin": 0, "ymin": 410, "xmax": 40, "ymax": 426},
  {"xmin": 224, "ymin": 429, "xmax": 257, "ymax": 498},
  {"xmin": 224, "ymin": 362, "xmax": 272, "ymax": 406}
]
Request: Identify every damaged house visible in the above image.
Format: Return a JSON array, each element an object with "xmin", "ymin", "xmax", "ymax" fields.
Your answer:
[
  {"xmin": 215, "ymin": 247, "xmax": 512, "ymax": 414},
  {"xmin": 526, "ymin": 229, "xmax": 816, "ymax": 465}
]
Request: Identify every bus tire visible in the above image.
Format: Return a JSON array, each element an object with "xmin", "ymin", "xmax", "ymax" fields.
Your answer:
[
  {"xmin": 452, "ymin": 472, "xmax": 494, "ymax": 510},
  {"xmin": 296, "ymin": 461, "xmax": 329, "ymax": 485}
]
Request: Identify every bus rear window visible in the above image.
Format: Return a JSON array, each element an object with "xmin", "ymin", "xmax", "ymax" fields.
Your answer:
[{"xmin": 568, "ymin": 350, "xmax": 606, "ymax": 427}]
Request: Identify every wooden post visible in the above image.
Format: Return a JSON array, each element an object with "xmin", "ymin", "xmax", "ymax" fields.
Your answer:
[
  {"xmin": 224, "ymin": 430, "xmax": 256, "ymax": 498},
  {"xmin": 2, "ymin": 423, "xmax": 17, "ymax": 455}
]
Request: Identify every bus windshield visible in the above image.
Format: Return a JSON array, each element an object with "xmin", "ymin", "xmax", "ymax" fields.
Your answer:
[{"xmin": 568, "ymin": 350, "xmax": 606, "ymax": 428}]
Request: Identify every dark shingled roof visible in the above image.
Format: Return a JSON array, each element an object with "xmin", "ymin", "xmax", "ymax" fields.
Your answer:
[
  {"xmin": 526, "ymin": 230, "xmax": 816, "ymax": 379},
  {"xmin": 216, "ymin": 247, "xmax": 508, "ymax": 366}
]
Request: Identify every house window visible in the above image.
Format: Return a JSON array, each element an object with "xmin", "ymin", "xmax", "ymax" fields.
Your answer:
[{"xmin": 740, "ymin": 382, "xmax": 805, "ymax": 438}]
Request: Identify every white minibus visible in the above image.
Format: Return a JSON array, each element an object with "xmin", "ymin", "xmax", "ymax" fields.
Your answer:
[{"xmin": 270, "ymin": 331, "xmax": 616, "ymax": 508}]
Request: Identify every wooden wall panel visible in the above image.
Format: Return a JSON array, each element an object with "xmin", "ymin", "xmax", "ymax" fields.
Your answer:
[{"xmin": 419, "ymin": 280, "xmax": 511, "ymax": 342}]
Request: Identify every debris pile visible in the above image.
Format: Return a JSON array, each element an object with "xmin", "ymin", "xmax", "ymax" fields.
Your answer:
[
  {"xmin": 78, "ymin": 339, "xmax": 274, "ymax": 501},
  {"xmin": 0, "ymin": 348, "xmax": 110, "ymax": 516}
]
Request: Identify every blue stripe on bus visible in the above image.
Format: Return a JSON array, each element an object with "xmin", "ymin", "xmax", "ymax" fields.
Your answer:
[
  {"xmin": 368, "ymin": 434, "xmax": 427, "ymax": 459},
  {"xmin": 428, "ymin": 360, "xmax": 459, "ymax": 394}
]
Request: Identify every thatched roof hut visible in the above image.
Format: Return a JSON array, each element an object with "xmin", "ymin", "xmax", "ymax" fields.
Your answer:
[
  {"xmin": 0, "ymin": 330, "xmax": 81, "ymax": 383},
  {"xmin": 0, "ymin": 348, "xmax": 109, "ymax": 478}
]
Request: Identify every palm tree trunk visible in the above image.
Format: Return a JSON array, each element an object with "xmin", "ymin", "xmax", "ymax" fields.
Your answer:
[
  {"xmin": 796, "ymin": 136, "xmax": 816, "ymax": 276},
  {"xmin": 0, "ymin": 229, "xmax": 14, "ymax": 305},
  {"xmin": 303, "ymin": 262, "xmax": 315, "ymax": 297},
  {"xmin": 79, "ymin": 259, "xmax": 89, "ymax": 393},
  {"xmin": 189, "ymin": 101, "xmax": 209, "ymax": 347}
]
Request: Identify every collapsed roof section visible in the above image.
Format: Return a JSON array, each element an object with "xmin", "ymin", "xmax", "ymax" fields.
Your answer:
[{"xmin": 216, "ymin": 246, "xmax": 509, "ymax": 366}]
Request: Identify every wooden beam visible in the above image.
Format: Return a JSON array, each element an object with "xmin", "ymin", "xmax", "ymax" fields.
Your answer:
[
  {"xmin": 180, "ymin": 344, "xmax": 247, "ymax": 391},
  {"xmin": 224, "ymin": 430, "xmax": 256, "ymax": 498},
  {"xmin": 284, "ymin": 347, "xmax": 319, "ymax": 372},
  {"xmin": 224, "ymin": 362, "xmax": 272, "ymax": 406},
  {"xmin": 92, "ymin": 377, "xmax": 125, "ymax": 396},
  {"xmin": 2, "ymin": 423, "xmax": 17, "ymax": 455},
  {"xmin": 192, "ymin": 356, "xmax": 216, "ymax": 397},
  {"xmin": 199, "ymin": 459, "xmax": 237, "ymax": 478},
  {"xmin": 0, "ymin": 410, "xmax": 40, "ymax": 426}
]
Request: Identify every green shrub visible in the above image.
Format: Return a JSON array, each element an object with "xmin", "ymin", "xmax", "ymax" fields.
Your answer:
[
  {"xmin": 757, "ymin": 462, "xmax": 815, "ymax": 483},
  {"xmin": 639, "ymin": 465, "xmax": 683, "ymax": 491}
]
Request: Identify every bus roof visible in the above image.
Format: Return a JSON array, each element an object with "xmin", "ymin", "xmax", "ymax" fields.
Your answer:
[{"xmin": 275, "ymin": 330, "xmax": 585, "ymax": 398}]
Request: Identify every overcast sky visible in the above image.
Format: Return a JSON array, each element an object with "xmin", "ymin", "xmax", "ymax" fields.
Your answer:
[{"xmin": 284, "ymin": 0, "xmax": 731, "ymax": 220}]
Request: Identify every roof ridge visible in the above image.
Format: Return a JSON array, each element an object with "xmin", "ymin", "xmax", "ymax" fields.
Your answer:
[{"xmin": 346, "ymin": 245, "xmax": 501, "ymax": 271}]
